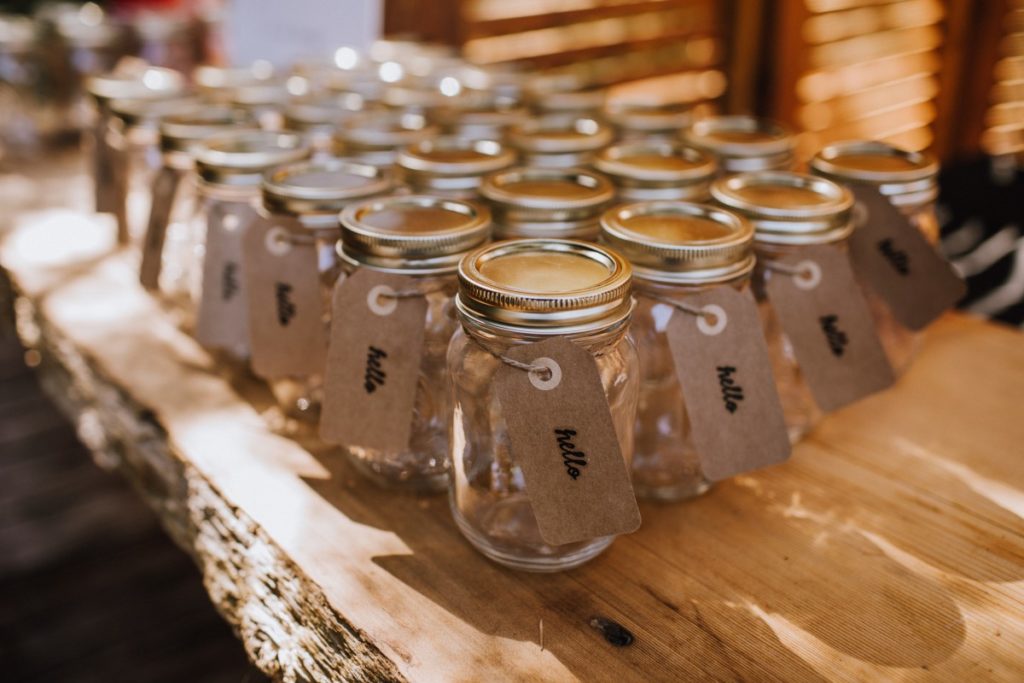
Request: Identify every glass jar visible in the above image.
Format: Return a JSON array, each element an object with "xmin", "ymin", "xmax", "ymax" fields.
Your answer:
[
  {"xmin": 189, "ymin": 131, "xmax": 312, "ymax": 357},
  {"xmin": 604, "ymin": 102, "xmax": 693, "ymax": 142},
  {"xmin": 258, "ymin": 159, "xmax": 394, "ymax": 422},
  {"xmin": 334, "ymin": 110, "xmax": 439, "ymax": 169},
  {"xmin": 684, "ymin": 115, "xmax": 796, "ymax": 174},
  {"xmin": 600, "ymin": 201, "xmax": 755, "ymax": 501},
  {"xmin": 480, "ymin": 166, "xmax": 615, "ymax": 241},
  {"xmin": 85, "ymin": 66, "xmax": 186, "ymax": 235},
  {"xmin": 151, "ymin": 105, "xmax": 253, "ymax": 309},
  {"xmin": 283, "ymin": 92, "xmax": 381, "ymax": 156},
  {"xmin": 711, "ymin": 171, "xmax": 854, "ymax": 442},
  {"xmin": 0, "ymin": 14, "xmax": 43, "ymax": 158},
  {"xmin": 432, "ymin": 93, "xmax": 528, "ymax": 142},
  {"xmin": 448, "ymin": 238, "xmax": 639, "ymax": 571},
  {"xmin": 810, "ymin": 141, "xmax": 941, "ymax": 373},
  {"xmin": 594, "ymin": 140, "xmax": 717, "ymax": 204},
  {"xmin": 397, "ymin": 137, "xmax": 515, "ymax": 199},
  {"xmin": 108, "ymin": 95, "xmax": 200, "ymax": 246},
  {"xmin": 507, "ymin": 114, "xmax": 613, "ymax": 168},
  {"xmin": 229, "ymin": 79, "xmax": 293, "ymax": 132},
  {"xmin": 328, "ymin": 194, "xmax": 492, "ymax": 492}
]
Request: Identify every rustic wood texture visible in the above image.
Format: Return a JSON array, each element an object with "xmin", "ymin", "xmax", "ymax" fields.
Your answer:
[{"xmin": 2, "ymin": 210, "xmax": 1024, "ymax": 681}]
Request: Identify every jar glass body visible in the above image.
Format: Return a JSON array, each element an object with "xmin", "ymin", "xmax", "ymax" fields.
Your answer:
[
  {"xmin": 0, "ymin": 45, "xmax": 44, "ymax": 156},
  {"xmin": 447, "ymin": 320, "xmax": 639, "ymax": 571},
  {"xmin": 122, "ymin": 125, "xmax": 163, "ymax": 244},
  {"xmin": 751, "ymin": 242, "xmax": 826, "ymax": 442},
  {"xmin": 157, "ymin": 157, "xmax": 201, "ymax": 312},
  {"xmin": 266, "ymin": 218, "xmax": 342, "ymax": 423},
  {"xmin": 340, "ymin": 264, "xmax": 460, "ymax": 492},
  {"xmin": 630, "ymin": 277, "xmax": 749, "ymax": 501}
]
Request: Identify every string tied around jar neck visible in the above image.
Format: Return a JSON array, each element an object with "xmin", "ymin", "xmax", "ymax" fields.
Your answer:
[{"xmin": 761, "ymin": 259, "xmax": 822, "ymax": 290}]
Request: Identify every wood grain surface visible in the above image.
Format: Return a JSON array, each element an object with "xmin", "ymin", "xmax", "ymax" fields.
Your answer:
[{"xmin": 2, "ymin": 211, "xmax": 1022, "ymax": 682}]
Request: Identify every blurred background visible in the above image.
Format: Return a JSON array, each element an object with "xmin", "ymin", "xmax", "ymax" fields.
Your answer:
[{"xmin": 0, "ymin": 1, "xmax": 1021, "ymax": 681}]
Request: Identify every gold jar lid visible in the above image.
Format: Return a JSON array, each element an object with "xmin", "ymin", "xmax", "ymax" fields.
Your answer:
[
  {"xmin": 86, "ymin": 66, "xmax": 187, "ymax": 104},
  {"xmin": 594, "ymin": 141, "xmax": 716, "ymax": 185},
  {"xmin": 398, "ymin": 138, "xmax": 516, "ymax": 178},
  {"xmin": 457, "ymin": 239, "xmax": 633, "ymax": 333},
  {"xmin": 508, "ymin": 115, "xmax": 613, "ymax": 155},
  {"xmin": 684, "ymin": 115, "xmax": 795, "ymax": 173},
  {"xmin": 336, "ymin": 111, "xmax": 439, "ymax": 152},
  {"xmin": 108, "ymin": 95, "xmax": 201, "ymax": 129},
  {"xmin": 160, "ymin": 105, "xmax": 251, "ymax": 154},
  {"xmin": 600, "ymin": 201, "xmax": 754, "ymax": 284},
  {"xmin": 711, "ymin": 171, "xmax": 854, "ymax": 246},
  {"xmin": 262, "ymin": 159, "xmax": 393, "ymax": 217},
  {"xmin": 339, "ymin": 195, "xmax": 491, "ymax": 273},
  {"xmin": 195, "ymin": 130, "xmax": 312, "ymax": 188},
  {"xmin": 809, "ymin": 140, "xmax": 939, "ymax": 209},
  {"xmin": 481, "ymin": 166, "xmax": 615, "ymax": 215},
  {"xmin": 604, "ymin": 101, "xmax": 693, "ymax": 135},
  {"xmin": 283, "ymin": 93, "xmax": 379, "ymax": 131}
]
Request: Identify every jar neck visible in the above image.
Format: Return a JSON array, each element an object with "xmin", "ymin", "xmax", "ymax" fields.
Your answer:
[{"xmin": 633, "ymin": 273, "xmax": 750, "ymax": 298}]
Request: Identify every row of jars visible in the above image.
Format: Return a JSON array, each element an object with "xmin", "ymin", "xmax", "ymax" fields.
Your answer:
[{"xmin": 124, "ymin": 121, "xmax": 941, "ymax": 572}]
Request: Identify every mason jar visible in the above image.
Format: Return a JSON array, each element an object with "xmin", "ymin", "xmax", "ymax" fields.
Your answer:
[
  {"xmin": 229, "ymin": 79, "xmax": 293, "ymax": 131},
  {"xmin": 189, "ymin": 131, "xmax": 312, "ymax": 358},
  {"xmin": 594, "ymin": 140, "xmax": 717, "ymax": 204},
  {"xmin": 711, "ymin": 171, "xmax": 854, "ymax": 442},
  {"xmin": 684, "ymin": 115, "xmax": 796, "ymax": 174},
  {"xmin": 148, "ymin": 105, "xmax": 252, "ymax": 308},
  {"xmin": 432, "ymin": 93, "xmax": 528, "ymax": 142},
  {"xmin": 257, "ymin": 159, "xmax": 393, "ymax": 422},
  {"xmin": 283, "ymin": 92, "xmax": 381, "ymax": 155},
  {"xmin": 327, "ymin": 194, "xmax": 492, "ymax": 492},
  {"xmin": 85, "ymin": 66, "xmax": 186, "ymax": 240},
  {"xmin": 448, "ymin": 238, "xmax": 639, "ymax": 571},
  {"xmin": 600, "ymin": 201, "xmax": 754, "ymax": 501},
  {"xmin": 334, "ymin": 110, "xmax": 439, "ymax": 169},
  {"xmin": 108, "ymin": 95, "xmax": 199, "ymax": 245},
  {"xmin": 507, "ymin": 114, "xmax": 613, "ymax": 168},
  {"xmin": 480, "ymin": 166, "xmax": 615, "ymax": 241},
  {"xmin": 397, "ymin": 137, "xmax": 516, "ymax": 199},
  {"xmin": 604, "ymin": 102, "xmax": 693, "ymax": 142},
  {"xmin": 810, "ymin": 141, "xmax": 941, "ymax": 373}
]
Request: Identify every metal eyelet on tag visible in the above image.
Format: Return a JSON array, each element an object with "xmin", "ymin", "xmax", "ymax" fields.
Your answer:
[
  {"xmin": 696, "ymin": 304, "xmax": 728, "ymax": 336},
  {"xmin": 222, "ymin": 213, "xmax": 240, "ymax": 231},
  {"xmin": 793, "ymin": 260, "xmax": 822, "ymax": 291},
  {"xmin": 528, "ymin": 357, "xmax": 562, "ymax": 391},
  {"xmin": 367, "ymin": 284, "xmax": 398, "ymax": 316},
  {"xmin": 852, "ymin": 200, "xmax": 870, "ymax": 229},
  {"xmin": 265, "ymin": 226, "xmax": 292, "ymax": 256}
]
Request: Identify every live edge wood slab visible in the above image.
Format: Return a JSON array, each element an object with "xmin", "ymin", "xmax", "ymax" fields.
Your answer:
[{"xmin": 2, "ymin": 213, "xmax": 1023, "ymax": 683}]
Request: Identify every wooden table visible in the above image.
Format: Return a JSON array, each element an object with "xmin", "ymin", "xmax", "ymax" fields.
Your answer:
[{"xmin": 2, "ymin": 210, "xmax": 1023, "ymax": 682}]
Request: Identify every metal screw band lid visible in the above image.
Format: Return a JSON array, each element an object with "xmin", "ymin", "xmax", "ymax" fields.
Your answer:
[
  {"xmin": 809, "ymin": 140, "xmax": 939, "ymax": 209},
  {"xmin": 600, "ymin": 201, "xmax": 754, "ymax": 284},
  {"xmin": 508, "ymin": 115, "xmax": 613, "ymax": 154},
  {"xmin": 336, "ymin": 111, "xmax": 439, "ymax": 151},
  {"xmin": 685, "ymin": 115, "xmax": 796, "ymax": 173},
  {"xmin": 262, "ymin": 158, "xmax": 393, "ymax": 217},
  {"xmin": 710, "ymin": 171, "xmax": 854, "ymax": 246},
  {"xmin": 398, "ymin": 138, "xmax": 516, "ymax": 177},
  {"xmin": 195, "ymin": 130, "xmax": 312, "ymax": 188},
  {"xmin": 160, "ymin": 106, "xmax": 252, "ymax": 154},
  {"xmin": 86, "ymin": 66, "xmax": 186, "ymax": 104},
  {"xmin": 339, "ymin": 194, "xmax": 491, "ymax": 272},
  {"xmin": 594, "ymin": 141, "xmax": 717, "ymax": 185},
  {"xmin": 457, "ymin": 238, "xmax": 633, "ymax": 333}
]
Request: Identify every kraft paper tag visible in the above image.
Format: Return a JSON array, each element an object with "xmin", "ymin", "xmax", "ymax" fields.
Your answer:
[
  {"xmin": 241, "ymin": 215, "xmax": 329, "ymax": 379},
  {"xmin": 495, "ymin": 336, "xmax": 641, "ymax": 547},
  {"xmin": 139, "ymin": 166, "xmax": 184, "ymax": 291},
  {"xmin": 662, "ymin": 287, "xmax": 791, "ymax": 481},
  {"xmin": 320, "ymin": 269, "xmax": 427, "ymax": 451},
  {"xmin": 765, "ymin": 244, "xmax": 894, "ymax": 412},
  {"xmin": 194, "ymin": 200, "xmax": 255, "ymax": 355},
  {"xmin": 849, "ymin": 186, "xmax": 966, "ymax": 330}
]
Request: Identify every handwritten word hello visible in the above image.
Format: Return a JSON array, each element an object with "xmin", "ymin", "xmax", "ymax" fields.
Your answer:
[
  {"xmin": 878, "ymin": 238, "xmax": 910, "ymax": 275},
  {"xmin": 820, "ymin": 315, "xmax": 849, "ymax": 357},
  {"xmin": 716, "ymin": 366, "xmax": 744, "ymax": 413},
  {"xmin": 275, "ymin": 282, "xmax": 296, "ymax": 326},
  {"xmin": 555, "ymin": 428, "xmax": 587, "ymax": 480},
  {"xmin": 364, "ymin": 346, "xmax": 387, "ymax": 394},
  {"xmin": 221, "ymin": 261, "xmax": 239, "ymax": 301}
]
